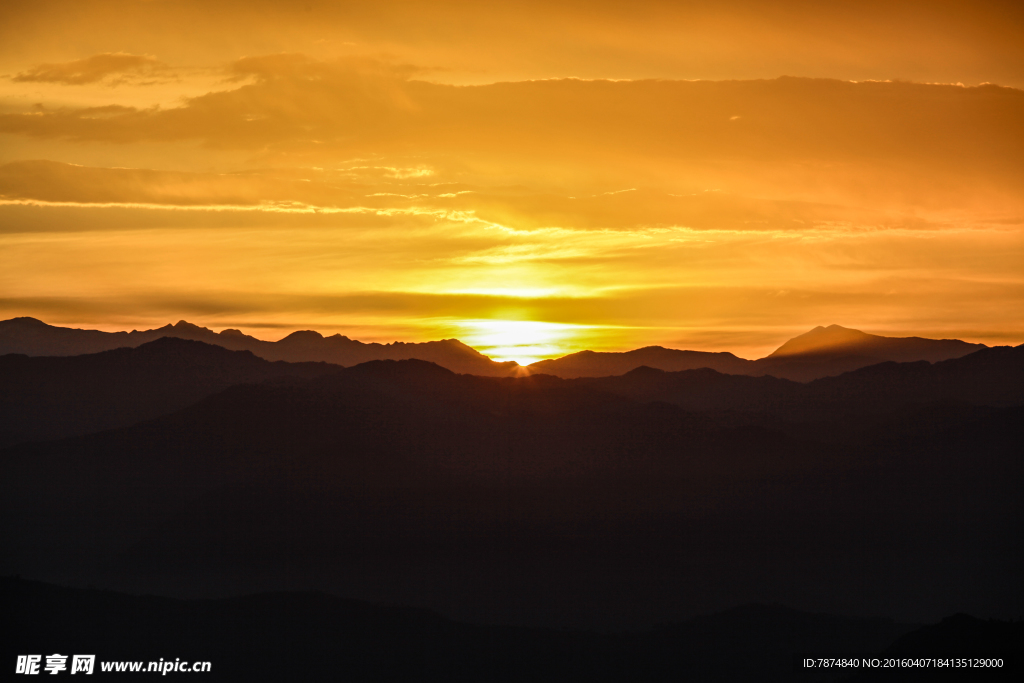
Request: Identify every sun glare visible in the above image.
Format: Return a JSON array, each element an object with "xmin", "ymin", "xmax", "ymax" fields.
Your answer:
[{"xmin": 451, "ymin": 319, "xmax": 594, "ymax": 365}]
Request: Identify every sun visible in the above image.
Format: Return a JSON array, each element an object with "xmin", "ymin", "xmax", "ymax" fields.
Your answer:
[{"xmin": 451, "ymin": 319, "xmax": 592, "ymax": 366}]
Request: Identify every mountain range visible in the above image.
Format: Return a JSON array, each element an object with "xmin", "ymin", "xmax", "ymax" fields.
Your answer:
[
  {"xmin": 8, "ymin": 576, "xmax": 1019, "ymax": 681},
  {"xmin": 0, "ymin": 317, "xmax": 519, "ymax": 376},
  {"xmin": 0, "ymin": 338, "xmax": 337, "ymax": 448},
  {"xmin": 528, "ymin": 325, "xmax": 986, "ymax": 381},
  {"xmin": 3, "ymin": 336, "xmax": 1020, "ymax": 450},
  {"xmin": 2, "ymin": 337, "xmax": 1020, "ymax": 628},
  {"xmin": 0, "ymin": 317, "xmax": 990, "ymax": 381},
  {"xmin": 3, "ymin": 576, "xmax": 952, "ymax": 683}
]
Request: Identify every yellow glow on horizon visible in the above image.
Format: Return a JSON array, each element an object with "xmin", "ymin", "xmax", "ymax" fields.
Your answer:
[{"xmin": 451, "ymin": 319, "xmax": 602, "ymax": 365}]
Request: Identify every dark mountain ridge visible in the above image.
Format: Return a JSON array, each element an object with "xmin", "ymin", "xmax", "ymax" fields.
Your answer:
[
  {"xmin": 526, "ymin": 346, "xmax": 755, "ymax": 378},
  {"xmin": 768, "ymin": 323, "xmax": 983, "ymax": 361},
  {"xmin": 4, "ymin": 577, "xmax": 944, "ymax": 682},
  {"xmin": 1, "ymin": 317, "xmax": 994, "ymax": 382},
  {"xmin": 528, "ymin": 324, "xmax": 988, "ymax": 381},
  {"xmin": 3, "ymin": 343, "xmax": 1020, "ymax": 628},
  {"xmin": 0, "ymin": 316, "xmax": 520, "ymax": 377},
  {"xmin": 0, "ymin": 337, "xmax": 337, "ymax": 448},
  {"xmin": 580, "ymin": 344, "xmax": 1024, "ymax": 423},
  {"xmin": 2, "ymin": 337, "xmax": 1020, "ymax": 449}
]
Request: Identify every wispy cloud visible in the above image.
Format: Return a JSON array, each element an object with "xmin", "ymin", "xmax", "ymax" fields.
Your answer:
[
  {"xmin": 2, "ymin": 62, "xmax": 1020, "ymax": 218},
  {"xmin": 12, "ymin": 52, "xmax": 168, "ymax": 86}
]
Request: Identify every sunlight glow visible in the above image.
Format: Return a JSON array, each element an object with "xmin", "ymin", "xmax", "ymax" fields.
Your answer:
[{"xmin": 451, "ymin": 319, "xmax": 598, "ymax": 365}]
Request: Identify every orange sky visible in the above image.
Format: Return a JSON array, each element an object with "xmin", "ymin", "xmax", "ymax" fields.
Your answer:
[{"xmin": 1, "ymin": 1, "xmax": 1022, "ymax": 362}]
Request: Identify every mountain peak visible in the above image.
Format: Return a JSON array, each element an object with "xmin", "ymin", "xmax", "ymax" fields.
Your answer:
[
  {"xmin": 766, "ymin": 324, "xmax": 985, "ymax": 364},
  {"xmin": 344, "ymin": 358, "xmax": 457, "ymax": 380},
  {"xmin": 768, "ymin": 325, "xmax": 875, "ymax": 358},
  {"xmin": 1, "ymin": 317, "xmax": 54, "ymax": 330},
  {"xmin": 171, "ymin": 320, "xmax": 211, "ymax": 333},
  {"xmin": 280, "ymin": 330, "xmax": 325, "ymax": 342}
]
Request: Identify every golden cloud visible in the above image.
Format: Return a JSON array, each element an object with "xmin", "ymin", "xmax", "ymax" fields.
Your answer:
[
  {"xmin": 5, "ymin": 159, "xmax": 1016, "ymax": 240},
  {"xmin": 2, "ymin": 1, "xmax": 1023, "ymax": 87},
  {"xmin": 12, "ymin": 52, "xmax": 166, "ymax": 85},
  {"xmin": 2, "ymin": 60, "xmax": 1022, "ymax": 217}
]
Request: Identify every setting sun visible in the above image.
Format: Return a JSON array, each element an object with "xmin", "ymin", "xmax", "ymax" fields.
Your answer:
[{"xmin": 449, "ymin": 319, "xmax": 601, "ymax": 365}]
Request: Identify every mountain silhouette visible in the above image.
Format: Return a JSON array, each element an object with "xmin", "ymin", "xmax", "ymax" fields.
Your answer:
[
  {"xmin": 579, "ymin": 344, "xmax": 1024, "ymax": 423},
  {"xmin": 526, "ymin": 346, "xmax": 755, "ymax": 378},
  {"xmin": 1, "ymin": 318, "xmax": 993, "ymax": 382},
  {"xmin": 7, "ymin": 335, "xmax": 1016, "ymax": 449},
  {"xmin": 4, "ymin": 577, "xmax": 938, "ymax": 682},
  {"xmin": 527, "ymin": 325, "xmax": 988, "ymax": 381},
  {"xmin": 0, "ymin": 317, "xmax": 520, "ymax": 376},
  {"xmin": 767, "ymin": 324, "xmax": 984, "ymax": 362},
  {"xmin": 2, "ymin": 344, "xmax": 1020, "ymax": 628},
  {"xmin": 0, "ymin": 337, "xmax": 336, "ymax": 448}
]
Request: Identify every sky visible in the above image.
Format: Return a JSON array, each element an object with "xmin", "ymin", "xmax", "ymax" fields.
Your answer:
[{"xmin": 1, "ymin": 1, "xmax": 1022, "ymax": 363}]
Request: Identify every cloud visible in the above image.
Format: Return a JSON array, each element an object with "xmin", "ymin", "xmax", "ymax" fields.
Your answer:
[
  {"xmin": 0, "ymin": 160, "xmax": 340, "ymax": 207},
  {"xmin": 1, "ymin": 62, "xmax": 1021, "ymax": 214},
  {"xmin": 5, "ymin": 159, "xmax": 1003, "ymax": 238},
  {"xmin": 2, "ymin": 1, "xmax": 1024, "ymax": 88},
  {"xmin": 12, "ymin": 52, "xmax": 166, "ymax": 85}
]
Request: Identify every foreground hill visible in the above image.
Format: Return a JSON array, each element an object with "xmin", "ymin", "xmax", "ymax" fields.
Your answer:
[
  {"xmin": 2, "ymin": 577, "xmax": 945, "ymax": 682},
  {"xmin": 3, "ymin": 347, "xmax": 1020, "ymax": 628},
  {"xmin": 527, "ymin": 325, "xmax": 987, "ymax": 381},
  {"xmin": 0, "ymin": 317, "xmax": 520, "ymax": 377}
]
